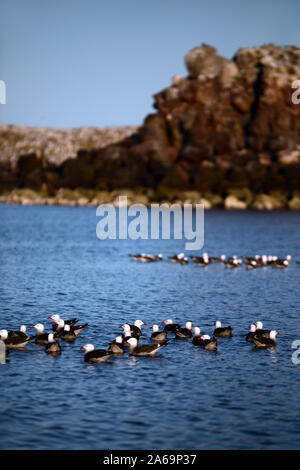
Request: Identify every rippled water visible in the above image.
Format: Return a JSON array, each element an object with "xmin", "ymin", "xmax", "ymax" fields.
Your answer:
[{"xmin": 0, "ymin": 205, "xmax": 300, "ymax": 449}]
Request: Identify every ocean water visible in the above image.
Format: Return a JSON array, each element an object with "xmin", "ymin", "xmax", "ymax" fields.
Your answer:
[{"xmin": 0, "ymin": 204, "xmax": 299, "ymax": 450}]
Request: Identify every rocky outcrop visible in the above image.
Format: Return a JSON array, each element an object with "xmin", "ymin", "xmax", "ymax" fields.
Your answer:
[
  {"xmin": 0, "ymin": 125, "xmax": 138, "ymax": 190},
  {"xmin": 0, "ymin": 44, "xmax": 300, "ymax": 208}
]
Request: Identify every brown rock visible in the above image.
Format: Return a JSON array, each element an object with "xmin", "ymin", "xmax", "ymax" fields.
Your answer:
[{"xmin": 1, "ymin": 44, "xmax": 300, "ymax": 206}]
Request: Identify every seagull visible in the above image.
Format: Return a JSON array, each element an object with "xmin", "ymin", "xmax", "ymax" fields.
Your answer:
[
  {"xmin": 45, "ymin": 333, "xmax": 61, "ymax": 355},
  {"xmin": 125, "ymin": 337, "xmax": 164, "ymax": 356},
  {"xmin": 80, "ymin": 344, "xmax": 113, "ymax": 363},
  {"xmin": 150, "ymin": 325, "xmax": 167, "ymax": 343},
  {"xmin": 108, "ymin": 336, "xmax": 124, "ymax": 354},
  {"xmin": 174, "ymin": 321, "xmax": 193, "ymax": 339},
  {"xmin": 253, "ymin": 330, "xmax": 280, "ymax": 348},
  {"xmin": 0, "ymin": 329, "xmax": 33, "ymax": 348},
  {"xmin": 214, "ymin": 321, "xmax": 232, "ymax": 337}
]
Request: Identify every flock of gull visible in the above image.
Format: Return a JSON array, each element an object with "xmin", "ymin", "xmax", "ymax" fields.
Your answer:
[
  {"xmin": 0, "ymin": 250, "xmax": 291, "ymax": 364},
  {"xmin": 0, "ymin": 315, "xmax": 280, "ymax": 364},
  {"xmin": 129, "ymin": 252, "xmax": 298, "ymax": 269}
]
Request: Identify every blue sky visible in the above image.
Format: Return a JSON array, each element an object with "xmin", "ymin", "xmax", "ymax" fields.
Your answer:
[{"xmin": 0, "ymin": 0, "xmax": 299, "ymax": 128}]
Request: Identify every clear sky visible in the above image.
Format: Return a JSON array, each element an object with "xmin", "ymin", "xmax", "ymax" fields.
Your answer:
[{"xmin": 0, "ymin": 0, "xmax": 299, "ymax": 128}]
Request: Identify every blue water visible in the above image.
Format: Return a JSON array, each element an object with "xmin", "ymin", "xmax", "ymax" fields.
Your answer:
[{"xmin": 0, "ymin": 205, "xmax": 300, "ymax": 450}]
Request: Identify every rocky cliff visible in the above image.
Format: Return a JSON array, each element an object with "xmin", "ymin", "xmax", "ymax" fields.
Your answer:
[{"xmin": 1, "ymin": 43, "xmax": 300, "ymax": 209}]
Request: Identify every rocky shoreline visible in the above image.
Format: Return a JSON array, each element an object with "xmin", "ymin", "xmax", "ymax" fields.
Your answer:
[
  {"xmin": 1, "ymin": 44, "xmax": 300, "ymax": 208},
  {"xmin": 1, "ymin": 187, "xmax": 300, "ymax": 210}
]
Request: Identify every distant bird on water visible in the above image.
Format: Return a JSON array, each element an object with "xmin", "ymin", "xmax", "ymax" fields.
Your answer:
[
  {"xmin": 213, "ymin": 321, "xmax": 232, "ymax": 337},
  {"xmin": 108, "ymin": 336, "xmax": 124, "ymax": 355},
  {"xmin": 150, "ymin": 325, "xmax": 167, "ymax": 344},
  {"xmin": 48, "ymin": 314, "xmax": 78, "ymax": 331},
  {"xmin": 0, "ymin": 328, "xmax": 33, "ymax": 348},
  {"xmin": 246, "ymin": 324, "xmax": 257, "ymax": 343},
  {"xmin": 197, "ymin": 335, "xmax": 218, "ymax": 351},
  {"xmin": 45, "ymin": 333, "xmax": 61, "ymax": 355},
  {"xmin": 161, "ymin": 319, "xmax": 181, "ymax": 334},
  {"xmin": 80, "ymin": 344, "xmax": 113, "ymax": 363},
  {"xmin": 174, "ymin": 321, "xmax": 193, "ymax": 339},
  {"xmin": 192, "ymin": 327, "xmax": 202, "ymax": 345},
  {"xmin": 254, "ymin": 321, "xmax": 272, "ymax": 338},
  {"xmin": 129, "ymin": 253, "xmax": 163, "ymax": 262},
  {"xmin": 125, "ymin": 337, "xmax": 164, "ymax": 356},
  {"xmin": 168, "ymin": 253, "xmax": 188, "ymax": 264},
  {"xmin": 253, "ymin": 330, "xmax": 279, "ymax": 348}
]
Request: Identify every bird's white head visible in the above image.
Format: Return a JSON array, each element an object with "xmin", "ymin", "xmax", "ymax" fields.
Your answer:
[
  {"xmin": 20, "ymin": 325, "xmax": 27, "ymax": 333},
  {"xmin": 0, "ymin": 329, "xmax": 8, "ymax": 340},
  {"xmin": 80, "ymin": 344, "xmax": 94, "ymax": 353},
  {"xmin": 215, "ymin": 321, "xmax": 222, "ymax": 328},
  {"xmin": 270, "ymin": 330, "xmax": 280, "ymax": 340},
  {"xmin": 120, "ymin": 323, "xmax": 131, "ymax": 333},
  {"xmin": 152, "ymin": 324, "xmax": 159, "ymax": 332},
  {"xmin": 134, "ymin": 320, "xmax": 146, "ymax": 328},
  {"xmin": 32, "ymin": 323, "xmax": 44, "ymax": 332},
  {"xmin": 186, "ymin": 321, "xmax": 192, "ymax": 330},
  {"xmin": 125, "ymin": 337, "xmax": 138, "ymax": 347},
  {"xmin": 255, "ymin": 321, "xmax": 263, "ymax": 330},
  {"xmin": 48, "ymin": 333, "xmax": 55, "ymax": 343},
  {"xmin": 48, "ymin": 314, "xmax": 60, "ymax": 322},
  {"xmin": 193, "ymin": 327, "xmax": 201, "ymax": 337},
  {"xmin": 250, "ymin": 324, "xmax": 256, "ymax": 332}
]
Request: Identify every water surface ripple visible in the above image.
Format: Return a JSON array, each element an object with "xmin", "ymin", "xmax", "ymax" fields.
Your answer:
[{"xmin": 0, "ymin": 206, "xmax": 299, "ymax": 449}]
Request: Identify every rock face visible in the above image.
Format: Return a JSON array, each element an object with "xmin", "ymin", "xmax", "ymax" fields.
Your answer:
[{"xmin": 1, "ymin": 44, "xmax": 300, "ymax": 208}]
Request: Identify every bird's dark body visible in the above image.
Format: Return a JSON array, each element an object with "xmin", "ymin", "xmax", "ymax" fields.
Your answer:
[
  {"xmin": 129, "ymin": 343, "xmax": 163, "ymax": 356},
  {"xmin": 253, "ymin": 335, "xmax": 276, "ymax": 348},
  {"xmin": 246, "ymin": 332, "xmax": 256, "ymax": 343},
  {"xmin": 151, "ymin": 331, "xmax": 167, "ymax": 344},
  {"xmin": 108, "ymin": 340, "xmax": 124, "ymax": 354},
  {"xmin": 175, "ymin": 328, "xmax": 192, "ymax": 339},
  {"xmin": 255, "ymin": 329, "xmax": 271, "ymax": 339},
  {"xmin": 45, "ymin": 340, "xmax": 61, "ymax": 354},
  {"xmin": 200, "ymin": 338, "xmax": 217, "ymax": 351},
  {"xmin": 129, "ymin": 325, "xmax": 142, "ymax": 338},
  {"xmin": 3, "ymin": 335, "xmax": 33, "ymax": 348},
  {"xmin": 35, "ymin": 332, "xmax": 59, "ymax": 345},
  {"xmin": 214, "ymin": 326, "xmax": 232, "ymax": 337},
  {"xmin": 84, "ymin": 350, "xmax": 112, "ymax": 363},
  {"xmin": 163, "ymin": 324, "xmax": 181, "ymax": 334},
  {"xmin": 60, "ymin": 330, "xmax": 76, "ymax": 342}
]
